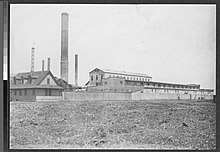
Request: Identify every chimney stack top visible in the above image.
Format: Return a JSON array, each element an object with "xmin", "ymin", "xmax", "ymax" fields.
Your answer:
[{"xmin": 47, "ymin": 58, "xmax": 50, "ymax": 71}]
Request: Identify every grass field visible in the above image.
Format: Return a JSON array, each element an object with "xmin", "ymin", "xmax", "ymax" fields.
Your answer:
[{"xmin": 10, "ymin": 99, "xmax": 216, "ymax": 149}]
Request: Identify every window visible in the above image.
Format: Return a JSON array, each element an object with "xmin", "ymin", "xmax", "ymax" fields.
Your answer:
[
  {"xmin": 105, "ymin": 82, "xmax": 107, "ymax": 85},
  {"xmin": 164, "ymin": 89, "xmax": 166, "ymax": 93},
  {"xmin": 91, "ymin": 75, "xmax": 93, "ymax": 81},
  {"xmin": 120, "ymin": 81, "xmax": 123, "ymax": 84},
  {"xmin": 101, "ymin": 75, "xmax": 103, "ymax": 80},
  {"xmin": 151, "ymin": 89, "xmax": 154, "ymax": 92},
  {"xmin": 19, "ymin": 90, "xmax": 22, "ymax": 95},
  {"xmin": 14, "ymin": 90, "xmax": 17, "ymax": 95},
  {"xmin": 21, "ymin": 76, "xmax": 24, "ymax": 84},
  {"xmin": 32, "ymin": 89, "xmax": 35, "ymax": 95},
  {"xmin": 96, "ymin": 75, "xmax": 98, "ymax": 80},
  {"xmin": 45, "ymin": 89, "xmax": 48, "ymax": 96},
  {"xmin": 109, "ymin": 75, "xmax": 111, "ymax": 77},
  {"xmin": 49, "ymin": 90, "xmax": 51, "ymax": 96},
  {"xmin": 47, "ymin": 78, "xmax": 50, "ymax": 85},
  {"xmin": 24, "ymin": 89, "xmax": 27, "ymax": 95}
]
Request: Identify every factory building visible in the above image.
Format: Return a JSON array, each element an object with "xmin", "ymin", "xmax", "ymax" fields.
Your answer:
[{"xmin": 66, "ymin": 67, "xmax": 214, "ymax": 101}]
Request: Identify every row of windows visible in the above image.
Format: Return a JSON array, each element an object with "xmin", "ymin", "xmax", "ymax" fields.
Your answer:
[
  {"xmin": 147, "ymin": 83, "xmax": 197, "ymax": 89},
  {"xmin": 14, "ymin": 89, "xmax": 35, "ymax": 96},
  {"xmin": 149, "ymin": 89, "xmax": 197, "ymax": 93},
  {"xmin": 109, "ymin": 74, "xmax": 149, "ymax": 81},
  {"xmin": 103, "ymin": 81, "xmax": 123, "ymax": 85},
  {"xmin": 91, "ymin": 75, "xmax": 102, "ymax": 81},
  {"xmin": 99, "ymin": 89, "xmax": 131, "ymax": 92},
  {"xmin": 13, "ymin": 89, "xmax": 53, "ymax": 96}
]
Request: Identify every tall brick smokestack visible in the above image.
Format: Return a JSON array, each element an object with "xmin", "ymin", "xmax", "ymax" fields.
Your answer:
[
  {"xmin": 75, "ymin": 54, "xmax": 78, "ymax": 86},
  {"xmin": 60, "ymin": 12, "xmax": 69, "ymax": 83}
]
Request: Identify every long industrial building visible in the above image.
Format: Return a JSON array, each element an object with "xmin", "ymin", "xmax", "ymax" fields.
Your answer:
[{"xmin": 62, "ymin": 68, "xmax": 214, "ymax": 101}]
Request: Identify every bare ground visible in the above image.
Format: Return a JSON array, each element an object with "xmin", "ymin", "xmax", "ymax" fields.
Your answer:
[{"xmin": 10, "ymin": 99, "xmax": 216, "ymax": 150}]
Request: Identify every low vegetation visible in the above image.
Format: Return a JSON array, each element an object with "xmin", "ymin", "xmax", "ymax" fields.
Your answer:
[{"xmin": 10, "ymin": 99, "xmax": 216, "ymax": 149}]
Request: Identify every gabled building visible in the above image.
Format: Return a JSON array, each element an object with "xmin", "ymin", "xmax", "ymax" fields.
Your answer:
[{"xmin": 10, "ymin": 70, "xmax": 63, "ymax": 101}]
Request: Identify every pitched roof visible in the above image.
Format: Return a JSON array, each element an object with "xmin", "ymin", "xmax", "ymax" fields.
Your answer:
[
  {"xmin": 10, "ymin": 71, "xmax": 62, "ymax": 89},
  {"xmin": 98, "ymin": 68, "xmax": 152, "ymax": 78}
]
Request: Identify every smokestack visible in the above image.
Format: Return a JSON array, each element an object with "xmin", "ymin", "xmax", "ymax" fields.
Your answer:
[
  {"xmin": 75, "ymin": 54, "xmax": 78, "ymax": 86},
  {"xmin": 47, "ymin": 58, "xmax": 50, "ymax": 71},
  {"xmin": 60, "ymin": 12, "xmax": 69, "ymax": 83},
  {"xmin": 31, "ymin": 47, "xmax": 35, "ymax": 72},
  {"xmin": 42, "ymin": 60, "xmax": 45, "ymax": 71}
]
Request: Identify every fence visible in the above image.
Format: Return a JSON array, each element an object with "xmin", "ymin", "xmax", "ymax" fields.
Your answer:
[
  {"xmin": 62, "ymin": 92, "xmax": 132, "ymax": 101},
  {"xmin": 62, "ymin": 91, "xmax": 213, "ymax": 101},
  {"xmin": 36, "ymin": 96, "xmax": 62, "ymax": 102}
]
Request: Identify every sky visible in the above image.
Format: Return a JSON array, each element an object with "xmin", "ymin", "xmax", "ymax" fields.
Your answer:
[{"xmin": 10, "ymin": 4, "xmax": 216, "ymax": 93}]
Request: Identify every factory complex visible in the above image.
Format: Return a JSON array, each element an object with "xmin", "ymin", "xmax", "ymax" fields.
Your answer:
[{"xmin": 10, "ymin": 12, "xmax": 214, "ymax": 102}]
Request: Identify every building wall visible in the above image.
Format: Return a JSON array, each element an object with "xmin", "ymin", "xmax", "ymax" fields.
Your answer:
[
  {"xmin": 89, "ymin": 70, "xmax": 104, "ymax": 86},
  {"xmin": 11, "ymin": 89, "xmax": 36, "ymax": 101},
  {"xmin": 10, "ymin": 88, "xmax": 62, "ymax": 101}
]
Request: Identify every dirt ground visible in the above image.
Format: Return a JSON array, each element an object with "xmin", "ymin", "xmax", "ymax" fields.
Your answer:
[{"xmin": 10, "ymin": 99, "xmax": 216, "ymax": 150}]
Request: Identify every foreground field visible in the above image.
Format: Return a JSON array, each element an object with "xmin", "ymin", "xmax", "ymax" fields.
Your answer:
[{"xmin": 10, "ymin": 99, "xmax": 216, "ymax": 149}]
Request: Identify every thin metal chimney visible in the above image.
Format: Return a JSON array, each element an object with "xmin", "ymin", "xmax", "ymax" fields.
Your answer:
[
  {"xmin": 75, "ymin": 54, "xmax": 78, "ymax": 86},
  {"xmin": 47, "ymin": 58, "xmax": 50, "ymax": 71},
  {"xmin": 42, "ymin": 60, "xmax": 45, "ymax": 71},
  {"xmin": 31, "ymin": 47, "xmax": 35, "ymax": 72}
]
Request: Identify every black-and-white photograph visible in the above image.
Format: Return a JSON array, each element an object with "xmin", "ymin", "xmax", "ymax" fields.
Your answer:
[{"xmin": 10, "ymin": 4, "xmax": 216, "ymax": 149}]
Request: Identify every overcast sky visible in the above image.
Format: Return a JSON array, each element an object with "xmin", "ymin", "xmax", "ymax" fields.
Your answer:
[{"xmin": 10, "ymin": 4, "xmax": 216, "ymax": 92}]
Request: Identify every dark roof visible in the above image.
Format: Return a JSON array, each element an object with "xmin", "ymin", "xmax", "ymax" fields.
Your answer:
[
  {"xmin": 55, "ymin": 77, "xmax": 72, "ymax": 89},
  {"xmin": 10, "ymin": 70, "xmax": 62, "ymax": 89},
  {"xmin": 126, "ymin": 80, "xmax": 200, "ymax": 87}
]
